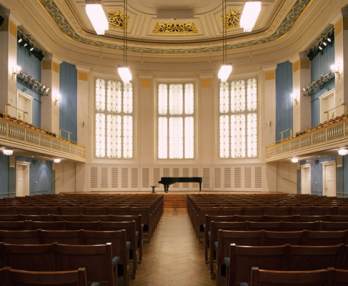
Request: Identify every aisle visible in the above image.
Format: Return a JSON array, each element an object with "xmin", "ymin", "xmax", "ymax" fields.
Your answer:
[{"xmin": 131, "ymin": 208, "xmax": 214, "ymax": 286}]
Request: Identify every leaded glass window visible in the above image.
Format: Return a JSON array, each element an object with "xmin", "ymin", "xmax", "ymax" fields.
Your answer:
[
  {"xmin": 158, "ymin": 83, "xmax": 195, "ymax": 159},
  {"xmin": 219, "ymin": 78, "xmax": 258, "ymax": 158},
  {"xmin": 95, "ymin": 78, "xmax": 133, "ymax": 159}
]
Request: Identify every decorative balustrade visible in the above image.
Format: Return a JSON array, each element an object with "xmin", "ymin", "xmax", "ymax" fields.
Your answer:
[
  {"xmin": 0, "ymin": 116, "xmax": 86, "ymax": 162},
  {"xmin": 266, "ymin": 116, "xmax": 348, "ymax": 162}
]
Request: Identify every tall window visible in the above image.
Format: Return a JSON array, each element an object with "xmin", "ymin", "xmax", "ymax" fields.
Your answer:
[
  {"xmin": 157, "ymin": 83, "xmax": 194, "ymax": 159},
  {"xmin": 95, "ymin": 78, "xmax": 133, "ymax": 159},
  {"xmin": 219, "ymin": 78, "xmax": 258, "ymax": 158}
]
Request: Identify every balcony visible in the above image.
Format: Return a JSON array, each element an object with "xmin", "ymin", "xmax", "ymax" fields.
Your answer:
[
  {"xmin": 266, "ymin": 115, "xmax": 348, "ymax": 162},
  {"xmin": 0, "ymin": 115, "xmax": 86, "ymax": 162}
]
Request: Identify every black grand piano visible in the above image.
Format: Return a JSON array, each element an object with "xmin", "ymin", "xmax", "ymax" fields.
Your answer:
[{"xmin": 158, "ymin": 177, "xmax": 202, "ymax": 193}]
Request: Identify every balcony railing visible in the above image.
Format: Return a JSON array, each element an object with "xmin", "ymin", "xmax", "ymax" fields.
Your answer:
[
  {"xmin": 0, "ymin": 116, "xmax": 86, "ymax": 162},
  {"xmin": 266, "ymin": 115, "xmax": 348, "ymax": 162}
]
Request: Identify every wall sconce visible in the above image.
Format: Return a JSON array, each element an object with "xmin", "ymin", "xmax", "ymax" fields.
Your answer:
[
  {"xmin": 53, "ymin": 158, "xmax": 62, "ymax": 164},
  {"xmin": 291, "ymin": 91, "xmax": 300, "ymax": 105},
  {"xmin": 12, "ymin": 65, "xmax": 22, "ymax": 79},
  {"xmin": 338, "ymin": 148, "xmax": 348, "ymax": 156},
  {"xmin": 52, "ymin": 91, "xmax": 61, "ymax": 106},
  {"xmin": 330, "ymin": 63, "xmax": 342, "ymax": 78},
  {"xmin": 290, "ymin": 157, "xmax": 299, "ymax": 164},
  {"xmin": 2, "ymin": 148, "xmax": 14, "ymax": 156}
]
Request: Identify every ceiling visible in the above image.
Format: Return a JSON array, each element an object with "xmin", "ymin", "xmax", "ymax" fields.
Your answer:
[{"xmin": 65, "ymin": 0, "xmax": 282, "ymax": 43}]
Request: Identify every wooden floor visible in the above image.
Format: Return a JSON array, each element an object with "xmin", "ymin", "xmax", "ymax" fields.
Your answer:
[{"xmin": 130, "ymin": 208, "xmax": 214, "ymax": 286}]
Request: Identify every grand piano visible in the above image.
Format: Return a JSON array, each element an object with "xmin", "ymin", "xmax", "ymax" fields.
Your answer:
[{"xmin": 158, "ymin": 177, "xmax": 202, "ymax": 193}]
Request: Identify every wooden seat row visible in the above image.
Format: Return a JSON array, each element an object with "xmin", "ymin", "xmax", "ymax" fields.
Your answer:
[
  {"xmin": 0, "ymin": 229, "xmax": 131, "ymax": 284},
  {"xmin": 224, "ymin": 244, "xmax": 348, "ymax": 286},
  {"xmin": 0, "ymin": 243, "xmax": 116, "ymax": 286},
  {"xmin": 250, "ymin": 267, "xmax": 348, "ymax": 286},
  {"xmin": 0, "ymin": 266, "xmax": 88, "ymax": 286},
  {"xmin": 215, "ymin": 230, "xmax": 348, "ymax": 283}
]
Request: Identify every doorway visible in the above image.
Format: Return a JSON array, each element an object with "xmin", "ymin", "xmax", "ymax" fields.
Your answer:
[
  {"xmin": 322, "ymin": 161, "xmax": 336, "ymax": 197},
  {"xmin": 301, "ymin": 164, "xmax": 311, "ymax": 195},
  {"xmin": 16, "ymin": 162, "xmax": 30, "ymax": 197}
]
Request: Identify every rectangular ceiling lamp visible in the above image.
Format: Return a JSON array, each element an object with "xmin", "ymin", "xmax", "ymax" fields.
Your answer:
[
  {"xmin": 240, "ymin": 1, "xmax": 262, "ymax": 32},
  {"xmin": 85, "ymin": 0, "xmax": 109, "ymax": 35}
]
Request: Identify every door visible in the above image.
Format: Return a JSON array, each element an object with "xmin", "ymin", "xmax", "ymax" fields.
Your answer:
[
  {"xmin": 301, "ymin": 164, "xmax": 311, "ymax": 195},
  {"xmin": 323, "ymin": 162, "xmax": 336, "ymax": 197},
  {"xmin": 16, "ymin": 162, "xmax": 30, "ymax": 197}
]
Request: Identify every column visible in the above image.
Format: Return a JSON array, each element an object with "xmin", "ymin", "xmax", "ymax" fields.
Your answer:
[
  {"xmin": 41, "ymin": 56, "xmax": 61, "ymax": 135},
  {"xmin": 334, "ymin": 6, "xmax": 348, "ymax": 115},
  {"xmin": 75, "ymin": 67, "xmax": 90, "ymax": 192},
  {"xmin": 0, "ymin": 7, "xmax": 17, "ymax": 116},
  {"xmin": 291, "ymin": 54, "xmax": 311, "ymax": 135}
]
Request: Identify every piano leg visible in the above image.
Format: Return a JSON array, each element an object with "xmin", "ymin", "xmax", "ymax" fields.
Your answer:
[
  {"xmin": 199, "ymin": 182, "xmax": 202, "ymax": 192},
  {"xmin": 165, "ymin": 185, "xmax": 169, "ymax": 193}
]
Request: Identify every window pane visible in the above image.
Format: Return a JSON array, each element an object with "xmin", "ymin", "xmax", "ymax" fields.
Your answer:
[
  {"xmin": 158, "ymin": 84, "xmax": 168, "ymax": 115},
  {"xmin": 95, "ymin": 113, "xmax": 106, "ymax": 157},
  {"xmin": 158, "ymin": 117, "xmax": 168, "ymax": 159},
  {"xmin": 231, "ymin": 80, "xmax": 245, "ymax": 112},
  {"xmin": 107, "ymin": 80, "xmax": 122, "ymax": 112},
  {"xmin": 219, "ymin": 115, "xmax": 230, "ymax": 158},
  {"xmin": 247, "ymin": 113, "xmax": 257, "ymax": 157},
  {"xmin": 184, "ymin": 116, "xmax": 194, "ymax": 158},
  {"xmin": 184, "ymin": 83, "xmax": 194, "ymax": 115},
  {"xmin": 96, "ymin": 79, "xmax": 106, "ymax": 111},
  {"xmin": 123, "ymin": 83, "xmax": 133, "ymax": 114},
  {"xmin": 219, "ymin": 82, "xmax": 229, "ymax": 113},
  {"xmin": 247, "ymin": 78, "xmax": 257, "ymax": 111},
  {"xmin": 169, "ymin": 84, "xmax": 183, "ymax": 115},
  {"xmin": 123, "ymin": 115, "xmax": 133, "ymax": 158},
  {"xmin": 231, "ymin": 114, "xmax": 246, "ymax": 158},
  {"xmin": 107, "ymin": 115, "xmax": 122, "ymax": 158},
  {"xmin": 169, "ymin": 117, "xmax": 183, "ymax": 159}
]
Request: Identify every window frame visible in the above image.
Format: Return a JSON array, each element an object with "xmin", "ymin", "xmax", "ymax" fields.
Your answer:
[
  {"xmin": 156, "ymin": 81, "xmax": 196, "ymax": 160},
  {"xmin": 94, "ymin": 77, "xmax": 135, "ymax": 160},
  {"xmin": 218, "ymin": 77, "xmax": 259, "ymax": 160}
]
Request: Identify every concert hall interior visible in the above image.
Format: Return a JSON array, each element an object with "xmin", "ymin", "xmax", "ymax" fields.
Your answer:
[{"xmin": 1, "ymin": 0, "xmax": 348, "ymax": 285}]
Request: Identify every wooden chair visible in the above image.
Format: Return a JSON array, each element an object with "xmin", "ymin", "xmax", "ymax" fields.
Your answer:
[
  {"xmin": 40, "ymin": 230, "xmax": 81, "ymax": 244},
  {"xmin": 0, "ymin": 230, "xmax": 39, "ymax": 244},
  {"xmin": 4, "ymin": 267, "xmax": 87, "ymax": 286},
  {"xmin": 250, "ymin": 267, "xmax": 329, "ymax": 286},
  {"xmin": 55, "ymin": 243, "xmax": 116, "ymax": 286},
  {"xmin": 262, "ymin": 231, "xmax": 303, "ymax": 246},
  {"xmin": 302, "ymin": 230, "xmax": 347, "ymax": 246},
  {"xmin": 334, "ymin": 268, "xmax": 348, "ymax": 286}
]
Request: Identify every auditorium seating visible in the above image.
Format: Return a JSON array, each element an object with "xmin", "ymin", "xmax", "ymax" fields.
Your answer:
[
  {"xmin": 250, "ymin": 267, "xmax": 348, "ymax": 286},
  {"xmin": 0, "ymin": 266, "xmax": 88, "ymax": 286},
  {"xmin": 187, "ymin": 194, "xmax": 348, "ymax": 286},
  {"xmin": 0, "ymin": 193, "xmax": 164, "ymax": 286}
]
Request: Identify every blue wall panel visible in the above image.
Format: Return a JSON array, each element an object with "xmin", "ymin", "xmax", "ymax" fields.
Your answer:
[
  {"xmin": 17, "ymin": 45, "xmax": 42, "ymax": 127},
  {"xmin": 16, "ymin": 157, "xmax": 53, "ymax": 196},
  {"xmin": 59, "ymin": 62, "xmax": 77, "ymax": 143},
  {"xmin": 310, "ymin": 45, "xmax": 335, "ymax": 127},
  {"xmin": 0, "ymin": 154, "xmax": 9, "ymax": 198},
  {"xmin": 275, "ymin": 61, "xmax": 293, "ymax": 142}
]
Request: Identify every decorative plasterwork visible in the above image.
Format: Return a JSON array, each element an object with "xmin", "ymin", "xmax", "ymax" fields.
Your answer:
[
  {"xmin": 225, "ymin": 9, "xmax": 241, "ymax": 30},
  {"xmin": 153, "ymin": 22, "xmax": 198, "ymax": 34},
  {"xmin": 39, "ymin": 0, "xmax": 311, "ymax": 54},
  {"xmin": 108, "ymin": 10, "xmax": 127, "ymax": 30}
]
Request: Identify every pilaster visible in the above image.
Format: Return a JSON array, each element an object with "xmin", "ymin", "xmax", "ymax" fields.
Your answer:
[
  {"xmin": 291, "ymin": 54, "xmax": 311, "ymax": 135},
  {"xmin": 41, "ymin": 56, "xmax": 61, "ymax": 134}
]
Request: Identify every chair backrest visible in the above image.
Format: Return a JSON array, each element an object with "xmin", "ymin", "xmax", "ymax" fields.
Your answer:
[
  {"xmin": 64, "ymin": 221, "xmax": 100, "ymax": 230},
  {"xmin": 321, "ymin": 221, "xmax": 348, "ymax": 230},
  {"xmin": 229, "ymin": 244, "xmax": 286, "ymax": 286},
  {"xmin": 334, "ymin": 268, "xmax": 348, "ymax": 286},
  {"xmin": 82, "ymin": 230, "xmax": 127, "ymax": 261},
  {"xmin": 250, "ymin": 267, "xmax": 329, "ymax": 286},
  {"xmin": 3, "ymin": 243, "xmax": 55, "ymax": 271},
  {"xmin": 28, "ymin": 221, "xmax": 67, "ymax": 230},
  {"xmin": 287, "ymin": 244, "xmax": 342, "ymax": 270},
  {"xmin": 262, "ymin": 231, "xmax": 303, "ymax": 246},
  {"xmin": 0, "ymin": 221, "xmax": 26, "ymax": 230},
  {"xmin": 40, "ymin": 230, "xmax": 81, "ymax": 244},
  {"xmin": 0, "ymin": 230, "xmax": 39, "ymax": 244},
  {"xmin": 55, "ymin": 243, "xmax": 115, "ymax": 286},
  {"xmin": 6, "ymin": 267, "xmax": 87, "ymax": 286},
  {"xmin": 302, "ymin": 230, "xmax": 346, "ymax": 246}
]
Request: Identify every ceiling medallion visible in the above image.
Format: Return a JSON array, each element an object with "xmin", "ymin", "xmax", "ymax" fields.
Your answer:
[
  {"xmin": 108, "ymin": 10, "xmax": 127, "ymax": 30},
  {"xmin": 225, "ymin": 9, "xmax": 241, "ymax": 30},
  {"xmin": 153, "ymin": 22, "xmax": 198, "ymax": 34}
]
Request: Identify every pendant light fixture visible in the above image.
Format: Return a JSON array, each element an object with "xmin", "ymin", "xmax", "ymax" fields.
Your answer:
[
  {"xmin": 85, "ymin": 0, "xmax": 109, "ymax": 35},
  {"xmin": 217, "ymin": 0, "xmax": 232, "ymax": 82},
  {"xmin": 117, "ymin": 0, "xmax": 132, "ymax": 84}
]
